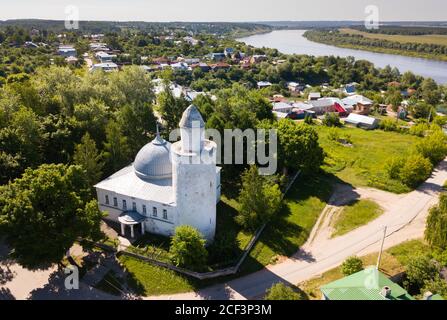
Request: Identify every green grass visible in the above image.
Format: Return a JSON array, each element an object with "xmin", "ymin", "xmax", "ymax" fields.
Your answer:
[
  {"xmin": 240, "ymin": 174, "xmax": 333, "ymax": 273},
  {"xmin": 300, "ymin": 239, "xmax": 427, "ymax": 299},
  {"xmin": 116, "ymin": 174, "xmax": 334, "ymax": 295},
  {"xmin": 317, "ymin": 126, "xmax": 422, "ymax": 193},
  {"xmin": 332, "ymin": 199, "xmax": 384, "ymax": 237},
  {"xmin": 118, "ymin": 254, "xmax": 199, "ymax": 296},
  {"xmin": 340, "ymin": 28, "xmax": 447, "ymax": 46}
]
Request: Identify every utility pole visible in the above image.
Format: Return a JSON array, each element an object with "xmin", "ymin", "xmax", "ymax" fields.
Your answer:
[{"xmin": 376, "ymin": 226, "xmax": 387, "ymax": 270}]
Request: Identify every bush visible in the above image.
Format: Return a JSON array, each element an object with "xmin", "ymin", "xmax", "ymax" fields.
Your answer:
[
  {"xmin": 409, "ymin": 122, "xmax": 429, "ymax": 137},
  {"xmin": 341, "ymin": 256, "xmax": 364, "ymax": 276},
  {"xmin": 327, "ymin": 127, "xmax": 340, "ymax": 142},
  {"xmin": 322, "ymin": 112, "xmax": 341, "ymax": 127},
  {"xmin": 425, "ymin": 193, "xmax": 447, "ymax": 250},
  {"xmin": 421, "ymin": 276, "xmax": 447, "ymax": 299},
  {"xmin": 264, "ymin": 282, "xmax": 305, "ymax": 300},
  {"xmin": 398, "ymin": 153, "xmax": 433, "ymax": 188},
  {"xmin": 416, "ymin": 130, "xmax": 447, "ymax": 165},
  {"xmin": 404, "ymin": 254, "xmax": 440, "ymax": 293},
  {"xmin": 169, "ymin": 225, "xmax": 208, "ymax": 271},
  {"xmin": 385, "ymin": 156, "xmax": 405, "ymax": 180},
  {"xmin": 379, "ymin": 119, "xmax": 399, "ymax": 132},
  {"xmin": 236, "ymin": 166, "xmax": 283, "ymax": 231}
]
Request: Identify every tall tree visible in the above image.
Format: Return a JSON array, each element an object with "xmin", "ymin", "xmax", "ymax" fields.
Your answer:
[
  {"xmin": 73, "ymin": 133, "xmax": 104, "ymax": 187},
  {"xmin": 157, "ymin": 84, "xmax": 189, "ymax": 132},
  {"xmin": 236, "ymin": 166, "xmax": 282, "ymax": 231},
  {"xmin": 103, "ymin": 120, "xmax": 131, "ymax": 175},
  {"xmin": 425, "ymin": 193, "xmax": 447, "ymax": 250},
  {"xmin": 0, "ymin": 164, "xmax": 103, "ymax": 268}
]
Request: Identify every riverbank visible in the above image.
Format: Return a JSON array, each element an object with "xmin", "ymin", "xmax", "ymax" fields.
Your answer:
[
  {"xmin": 304, "ymin": 30, "xmax": 447, "ymax": 62},
  {"xmin": 238, "ymin": 30, "xmax": 447, "ymax": 83}
]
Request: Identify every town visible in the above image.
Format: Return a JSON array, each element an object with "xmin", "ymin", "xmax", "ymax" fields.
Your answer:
[{"xmin": 1, "ymin": 7, "xmax": 447, "ymax": 305}]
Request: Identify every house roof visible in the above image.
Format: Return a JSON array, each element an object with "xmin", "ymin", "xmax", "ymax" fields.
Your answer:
[
  {"xmin": 342, "ymin": 95, "xmax": 373, "ymax": 106},
  {"xmin": 308, "ymin": 92, "xmax": 321, "ymax": 99},
  {"xmin": 321, "ymin": 267, "xmax": 414, "ymax": 300}
]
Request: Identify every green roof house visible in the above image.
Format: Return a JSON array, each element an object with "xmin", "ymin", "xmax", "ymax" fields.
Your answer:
[{"xmin": 320, "ymin": 266, "xmax": 414, "ymax": 300}]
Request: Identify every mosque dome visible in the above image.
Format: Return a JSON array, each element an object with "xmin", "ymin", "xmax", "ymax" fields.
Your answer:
[{"xmin": 133, "ymin": 134, "xmax": 172, "ymax": 180}]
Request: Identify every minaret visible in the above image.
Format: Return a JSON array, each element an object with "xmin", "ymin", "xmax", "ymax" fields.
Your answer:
[{"xmin": 171, "ymin": 105, "xmax": 217, "ymax": 242}]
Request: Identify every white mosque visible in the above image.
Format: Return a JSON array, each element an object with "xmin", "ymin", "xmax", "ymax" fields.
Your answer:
[{"xmin": 95, "ymin": 105, "xmax": 221, "ymax": 242}]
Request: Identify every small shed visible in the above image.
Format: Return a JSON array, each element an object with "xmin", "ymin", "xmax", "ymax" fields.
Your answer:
[{"xmin": 344, "ymin": 113, "xmax": 379, "ymax": 129}]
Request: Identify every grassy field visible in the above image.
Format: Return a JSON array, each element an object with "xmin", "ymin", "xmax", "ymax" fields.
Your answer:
[
  {"xmin": 116, "ymin": 174, "xmax": 334, "ymax": 295},
  {"xmin": 317, "ymin": 126, "xmax": 422, "ymax": 194},
  {"xmin": 300, "ymin": 239, "xmax": 428, "ymax": 299},
  {"xmin": 340, "ymin": 28, "xmax": 447, "ymax": 46},
  {"xmin": 240, "ymin": 174, "xmax": 333, "ymax": 273},
  {"xmin": 332, "ymin": 199, "xmax": 384, "ymax": 237}
]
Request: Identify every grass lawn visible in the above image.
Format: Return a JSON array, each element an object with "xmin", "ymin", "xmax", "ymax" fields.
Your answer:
[
  {"xmin": 300, "ymin": 239, "xmax": 428, "ymax": 299},
  {"xmin": 118, "ymin": 254, "xmax": 199, "ymax": 296},
  {"xmin": 332, "ymin": 199, "xmax": 384, "ymax": 237},
  {"xmin": 95, "ymin": 270, "xmax": 124, "ymax": 296},
  {"xmin": 240, "ymin": 174, "xmax": 333, "ymax": 273},
  {"xmin": 316, "ymin": 126, "xmax": 422, "ymax": 193}
]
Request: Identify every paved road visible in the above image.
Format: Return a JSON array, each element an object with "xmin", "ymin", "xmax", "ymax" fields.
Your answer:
[{"xmin": 148, "ymin": 159, "xmax": 447, "ymax": 300}]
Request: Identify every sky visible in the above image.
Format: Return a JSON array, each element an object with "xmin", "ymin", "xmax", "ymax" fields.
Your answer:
[{"xmin": 1, "ymin": 0, "xmax": 447, "ymax": 22}]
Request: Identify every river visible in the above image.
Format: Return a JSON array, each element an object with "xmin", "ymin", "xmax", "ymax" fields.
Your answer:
[{"xmin": 238, "ymin": 30, "xmax": 447, "ymax": 84}]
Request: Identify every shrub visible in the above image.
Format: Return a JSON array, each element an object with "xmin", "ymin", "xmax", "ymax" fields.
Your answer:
[
  {"xmin": 379, "ymin": 119, "xmax": 399, "ymax": 132},
  {"xmin": 322, "ymin": 112, "xmax": 341, "ymax": 127},
  {"xmin": 236, "ymin": 166, "xmax": 283, "ymax": 231},
  {"xmin": 416, "ymin": 130, "xmax": 447, "ymax": 165},
  {"xmin": 404, "ymin": 254, "xmax": 440, "ymax": 293},
  {"xmin": 169, "ymin": 225, "xmax": 208, "ymax": 271},
  {"xmin": 327, "ymin": 127, "xmax": 340, "ymax": 142},
  {"xmin": 421, "ymin": 276, "xmax": 447, "ymax": 299},
  {"xmin": 398, "ymin": 153, "xmax": 433, "ymax": 188},
  {"xmin": 341, "ymin": 256, "xmax": 364, "ymax": 276},
  {"xmin": 409, "ymin": 122, "xmax": 429, "ymax": 137},
  {"xmin": 425, "ymin": 193, "xmax": 447, "ymax": 250},
  {"xmin": 385, "ymin": 156, "xmax": 405, "ymax": 180},
  {"xmin": 264, "ymin": 282, "xmax": 305, "ymax": 300}
]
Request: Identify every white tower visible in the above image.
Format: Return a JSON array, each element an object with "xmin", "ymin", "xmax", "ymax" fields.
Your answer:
[{"xmin": 171, "ymin": 105, "xmax": 217, "ymax": 242}]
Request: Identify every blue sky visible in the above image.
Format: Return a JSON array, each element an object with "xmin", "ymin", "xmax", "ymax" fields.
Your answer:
[{"xmin": 1, "ymin": 0, "xmax": 446, "ymax": 21}]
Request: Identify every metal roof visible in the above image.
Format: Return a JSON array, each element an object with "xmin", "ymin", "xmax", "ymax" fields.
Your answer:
[{"xmin": 321, "ymin": 267, "xmax": 414, "ymax": 300}]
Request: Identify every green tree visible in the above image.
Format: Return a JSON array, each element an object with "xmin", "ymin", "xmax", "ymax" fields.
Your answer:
[
  {"xmin": 0, "ymin": 164, "xmax": 103, "ymax": 268},
  {"xmin": 421, "ymin": 276, "xmax": 447, "ymax": 299},
  {"xmin": 169, "ymin": 225, "xmax": 208, "ymax": 271},
  {"xmin": 73, "ymin": 133, "xmax": 104, "ymax": 187},
  {"xmin": 276, "ymin": 119, "xmax": 324, "ymax": 174},
  {"xmin": 265, "ymin": 282, "xmax": 305, "ymax": 300},
  {"xmin": 157, "ymin": 84, "xmax": 189, "ymax": 132},
  {"xmin": 399, "ymin": 153, "xmax": 433, "ymax": 188},
  {"xmin": 236, "ymin": 166, "xmax": 282, "ymax": 231},
  {"xmin": 116, "ymin": 103, "xmax": 157, "ymax": 155},
  {"xmin": 404, "ymin": 253, "xmax": 440, "ymax": 293},
  {"xmin": 425, "ymin": 193, "xmax": 447, "ymax": 250},
  {"xmin": 341, "ymin": 256, "xmax": 364, "ymax": 276},
  {"xmin": 322, "ymin": 112, "xmax": 341, "ymax": 127},
  {"xmin": 415, "ymin": 130, "xmax": 447, "ymax": 165},
  {"xmin": 103, "ymin": 120, "xmax": 131, "ymax": 175}
]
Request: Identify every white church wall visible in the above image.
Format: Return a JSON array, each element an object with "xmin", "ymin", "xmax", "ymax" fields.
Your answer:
[
  {"xmin": 96, "ymin": 187, "xmax": 176, "ymax": 238},
  {"xmin": 173, "ymin": 161, "xmax": 217, "ymax": 242}
]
